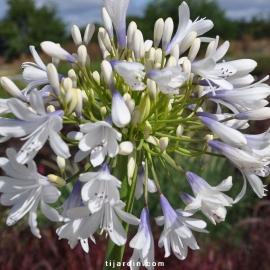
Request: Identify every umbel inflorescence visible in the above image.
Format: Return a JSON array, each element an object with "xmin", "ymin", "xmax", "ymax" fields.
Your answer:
[{"xmin": 0, "ymin": 0, "xmax": 269, "ymax": 268}]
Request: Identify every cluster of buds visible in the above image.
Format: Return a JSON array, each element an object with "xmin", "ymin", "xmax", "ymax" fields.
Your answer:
[{"xmin": 0, "ymin": 0, "xmax": 269, "ymax": 268}]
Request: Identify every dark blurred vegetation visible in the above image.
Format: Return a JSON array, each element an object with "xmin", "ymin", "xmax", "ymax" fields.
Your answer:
[{"xmin": 0, "ymin": 0, "xmax": 67, "ymax": 61}]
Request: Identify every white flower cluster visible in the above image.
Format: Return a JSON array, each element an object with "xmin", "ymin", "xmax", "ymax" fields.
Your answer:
[{"xmin": 0, "ymin": 0, "xmax": 269, "ymax": 268}]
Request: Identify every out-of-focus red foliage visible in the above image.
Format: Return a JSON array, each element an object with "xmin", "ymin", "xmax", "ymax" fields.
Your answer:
[{"xmin": 0, "ymin": 201, "xmax": 269, "ymax": 270}]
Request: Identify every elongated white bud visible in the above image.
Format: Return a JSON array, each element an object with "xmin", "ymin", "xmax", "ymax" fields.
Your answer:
[
  {"xmin": 71, "ymin": 25, "xmax": 82, "ymax": 46},
  {"xmin": 188, "ymin": 38, "xmax": 201, "ymax": 62},
  {"xmin": 155, "ymin": 48, "xmax": 162, "ymax": 64},
  {"xmin": 56, "ymin": 156, "xmax": 66, "ymax": 174},
  {"xmin": 74, "ymin": 89, "xmax": 83, "ymax": 117},
  {"xmin": 47, "ymin": 174, "xmax": 66, "ymax": 187},
  {"xmin": 100, "ymin": 106, "xmax": 107, "ymax": 117},
  {"xmin": 165, "ymin": 56, "xmax": 177, "ymax": 67},
  {"xmin": 183, "ymin": 58, "xmax": 191, "ymax": 78},
  {"xmin": 67, "ymin": 69, "xmax": 77, "ymax": 88},
  {"xmin": 171, "ymin": 44, "xmax": 180, "ymax": 61},
  {"xmin": 147, "ymin": 79, "xmax": 157, "ymax": 100},
  {"xmin": 119, "ymin": 141, "xmax": 134, "ymax": 156},
  {"xmin": 205, "ymin": 40, "xmax": 216, "ymax": 58},
  {"xmin": 61, "ymin": 78, "xmax": 73, "ymax": 94},
  {"xmin": 77, "ymin": 45, "xmax": 88, "ymax": 66},
  {"xmin": 101, "ymin": 60, "xmax": 114, "ymax": 90},
  {"xmin": 47, "ymin": 63, "xmax": 60, "ymax": 96},
  {"xmin": 93, "ymin": 71, "xmax": 100, "ymax": 85},
  {"xmin": 162, "ymin": 17, "xmax": 174, "ymax": 51},
  {"xmin": 154, "ymin": 18, "xmax": 164, "ymax": 48},
  {"xmin": 176, "ymin": 125, "xmax": 184, "ymax": 137},
  {"xmin": 99, "ymin": 28, "xmax": 112, "ymax": 52},
  {"xmin": 144, "ymin": 121, "xmax": 152, "ymax": 139},
  {"xmin": 102, "ymin": 8, "xmax": 113, "ymax": 39},
  {"xmin": 159, "ymin": 137, "xmax": 169, "ymax": 151},
  {"xmin": 112, "ymin": 90, "xmax": 131, "ymax": 127},
  {"xmin": 126, "ymin": 99, "xmax": 135, "ymax": 114},
  {"xmin": 179, "ymin": 31, "xmax": 197, "ymax": 55},
  {"xmin": 83, "ymin": 23, "xmax": 95, "ymax": 45},
  {"xmin": 127, "ymin": 21, "xmax": 137, "ymax": 50},
  {"xmin": 123, "ymin": 93, "xmax": 131, "ymax": 101},
  {"xmin": 128, "ymin": 149, "xmax": 136, "ymax": 185},
  {"xmin": 0, "ymin": 77, "xmax": 26, "ymax": 101},
  {"xmin": 149, "ymin": 48, "xmax": 156, "ymax": 61},
  {"xmin": 41, "ymin": 41, "xmax": 76, "ymax": 63},
  {"xmin": 98, "ymin": 32, "xmax": 107, "ymax": 58},
  {"xmin": 133, "ymin": 29, "xmax": 143, "ymax": 59},
  {"xmin": 131, "ymin": 110, "xmax": 141, "ymax": 126}
]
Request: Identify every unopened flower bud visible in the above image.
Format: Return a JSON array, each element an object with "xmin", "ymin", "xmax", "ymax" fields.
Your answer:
[
  {"xmin": 147, "ymin": 79, "xmax": 157, "ymax": 100},
  {"xmin": 83, "ymin": 23, "xmax": 95, "ymax": 45},
  {"xmin": 41, "ymin": 41, "xmax": 76, "ymax": 63},
  {"xmin": 167, "ymin": 102, "xmax": 172, "ymax": 112},
  {"xmin": 46, "ymin": 105, "xmax": 55, "ymax": 113},
  {"xmin": 154, "ymin": 18, "xmax": 164, "ymax": 48},
  {"xmin": 188, "ymin": 38, "xmax": 201, "ymax": 62},
  {"xmin": 145, "ymin": 59, "xmax": 154, "ymax": 72},
  {"xmin": 47, "ymin": 63, "xmax": 60, "ymax": 96},
  {"xmin": 98, "ymin": 32, "xmax": 107, "ymax": 57},
  {"xmin": 155, "ymin": 48, "xmax": 162, "ymax": 64},
  {"xmin": 205, "ymin": 134, "xmax": 214, "ymax": 142},
  {"xmin": 99, "ymin": 28, "xmax": 112, "ymax": 52},
  {"xmin": 159, "ymin": 137, "xmax": 169, "ymax": 152},
  {"xmin": 183, "ymin": 58, "xmax": 191, "ymax": 78},
  {"xmin": 119, "ymin": 141, "xmax": 134, "ymax": 156},
  {"xmin": 77, "ymin": 45, "xmax": 88, "ymax": 66},
  {"xmin": 149, "ymin": 48, "xmax": 156, "ymax": 61},
  {"xmin": 74, "ymin": 89, "xmax": 83, "ymax": 117},
  {"xmin": 123, "ymin": 93, "xmax": 131, "ymax": 101},
  {"xmin": 126, "ymin": 99, "xmax": 135, "ymax": 114},
  {"xmin": 176, "ymin": 125, "xmax": 184, "ymax": 137},
  {"xmin": 171, "ymin": 44, "xmax": 180, "ymax": 61},
  {"xmin": 100, "ymin": 106, "xmax": 107, "ymax": 118},
  {"xmin": 139, "ymin": 93, "xmax": 150, "ymax": 121},
  {"xmin": 146, "ymin": 136, "xmax": 159, "ymax": 146},
  {"xmin": 133, "ymin": 29, "xmax": 143, "ymax": 60},
  {"xmin": 128, "ymin": 149, "xmax": 136, "ymax": 185},
  {"xmin": 68, "ymin": 69, "xmax": 77, "ymax": 88},
  {"xmin": 127, "ymin": 21, "xmax": 137, "ymax": 50},
  {"xmin": 162, "ymin": 17, "xmax": 174, "ymax": 51},
  {"xmin": 131, "ymin": 110, "xmax": 141, "ymax": 126},
  {"xmin": 205, "ymin": 40, "xmax": 216, "ymax": 58},
  {"xmin": 56, "ymin": 156, "xmax": 66, "ymax": 174},
  {"xmin": 71, "ymin": 25, "xmax": 82, "ymax": 47},
  {"xmin": 144, "ymin": 121, "xmax": 152, "ymax": 139},
  {"xmin": 122, "ymin": 127, "xmax": 129, "ymax": 135},
  {"xmin": 0, "ymin": 77, "xmax": 26, "ymax": 101},
  {"xmin": 165, "ymin": 56, "xmax": 177, "ymax": 67},
  {"xmin": 92, "ymin": 71, "xmax": 100, "ymax": 85},
  {"xmin": 47, "ymin": 174, "xmax": 66, "ymax": 187},
  {"xmin": 179, "ymin": 31, "xmax": 197, "ymax": 54},
  {"xmin": 62, "ymin": 77, "xmax": 73, "ymax": 93},
  {"xmin": 101, "ymin": 60, "xmax": 114, "ymax": 90}
]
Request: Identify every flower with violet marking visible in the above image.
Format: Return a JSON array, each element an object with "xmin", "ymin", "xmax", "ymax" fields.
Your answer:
[
  {"xmin": 75, "ymin": 116, "xmax": 122, "ymax": 167},
  {"xmin": 0, "ymin": 89, "xmax": 70, "ymax": 164},
  {"xmin": 155, "ymin": 195, "xmax": 208, "ymax": 260},
  {"xmin": 0, "ymin": 148, "xmax": 62, "ymax": 238},
  {"xmin": 184, "ymin": 172, "xmax": 233, "ymax": 224},
  {"xmin": 129, "ymin": 208, "xmax": 155, "ymax": 269}
]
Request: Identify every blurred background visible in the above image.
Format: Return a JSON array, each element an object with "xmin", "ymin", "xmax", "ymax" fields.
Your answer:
[{"xmin": 0, "ymin": 0, "xmax": 270, "ymax": 269}]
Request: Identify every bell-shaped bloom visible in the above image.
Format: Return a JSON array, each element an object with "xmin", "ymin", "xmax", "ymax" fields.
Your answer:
[
  {"xmin": 184, "ymin": 172, "xmax": 233, "ymax": 224},
  {"xmin": 146, "ymin": 66, "xmax": 188, "ymax": 94},
  {"xmin": 155, "ymin": 195, "xmax": 207, "ymax": 260},
  {"xmin": 207, "ymin": 84, "xmax": 270, "ymax": 110},
  {"xmin": 75, "ymin": 117, "xmax": 122, "ymax": 166},
  {"xmin": 166, "ymin": 1, "xmax": 213, "ymax": 54},
  {"xmin": 135, "ymin": 164, "xmax": 157, "ymax": 200},
  {"xmin": 79, "ymin": 164, "xmax": 121, "ymax": 213},
  {"xmin": 78, "ymin": 199, "xmax": 140, "ymax": 246},
  {"xmin": 103, "ymin": 0, "xmax": 130, "ymax": 47},
  {"xmin": 110, "ymin": 60, "xmax": 146, "ymax": 91},
  {"xmin": 129, "ymin": 208, "xmax": 154, "ymax": 269},
  {"xmin": 112, "ymin": 91, "xmax": 131, "ymax": 127},
  {"xmin": 0, "ymin": 149, "xmax": 62, "ymax": 238},
  {"xmin": 0, "ymin": 90, "xmax": 70, "ymax": 164},
  {"xmin": 200, "ymin": 116, "xmax": 247, "ymax": 147},
  {"xmin": 208, "ymin": 140, "xmax": 269, "ymax": 199}
]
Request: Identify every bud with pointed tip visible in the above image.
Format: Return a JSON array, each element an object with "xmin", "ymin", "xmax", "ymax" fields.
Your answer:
[
  {"xmin": 147, "ymin": 79, "xmax": 157, "ymax": 100},
  {"xmin": 133, "ymin": 29, "xmax": 143, "ymax": 60},
  {"xmin": 144, "ymin": 121, "xmax": 152, "ymax": 139},
  {"xmin": 68, "ymin": 69, "xmax": 77, "ymax": 88},
  {"xmin": 102, "ymin": 8, "xmax": 113, "ymax": 39},
  {"xmin": 159, "ymin": 137, "xmax": 169, "ymax": 152},
  {"xmin": 127, "ymin": 21, "xmax": 137, "ymax": 50},
  {"xmin": 47, "ymin": 174, "xmax": 66, "ymax": 187},
  {"xmin": 56, "ymin": 156, "xmax": 66, "ymax": 174},
  {"xmin": 100, "ymin": 106, "xmax": 107, "ymax": 118},
  {"xmin": 162, "ymin": 17, "xmax": 174, "ymax": 51},
  {"xmin": 101, "ymin": 60, "xmax": 114, "ymax": 90},
  {"xmin": 93, "ymin": 71, "xmax": 100, "ymax": 85},
  {"xmin": 188, "ymin": 38, "xmax": 201, "ymax": 62},
  {"xmin": 83, "ymin": 23, "xmax": 95, "ymax": 45},
  {"xmin": 0, "ymin": 77, "xmax": 26, "ymax": 101},
  {"xmin": 126, "ymin": 99, "xmax": 135, "ymax": 114},
  {"xmin": 171, "ymin": 44, "xmax": 180, "ymax": 61},
  {"xmin": 77, "ymin": 45, "xmax": 88, "ymax": 66},
  {"xmin": 179, "ymin": 31, "xmax": 197, "ymax": 55},
  {"xmin": 62, "ymin": 78, "xmax": 73, "ymax": 94},
  {"xmin": 154, "ymin": 18, "xmax": 164, "ymax": 48},
  {"xmin": 128, "ymin": 149, "xmax": 136, "ymax": 185},
  {"xmin": 165, "ymin": 56, "xmax": 177, "ymax": 68},
  {"xmin": 176, "ymin": 125, "xmax": 184, "ymax": 137}
]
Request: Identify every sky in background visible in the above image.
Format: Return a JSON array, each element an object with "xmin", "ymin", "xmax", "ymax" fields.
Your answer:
[{"xmin": 0, "ymin": 0, "xmax": 270, "ymax": 29}]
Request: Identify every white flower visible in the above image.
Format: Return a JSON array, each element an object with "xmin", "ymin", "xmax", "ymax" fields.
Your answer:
[
  {"xmin": 155, "ymin": 195, "xmax": 207, "ymax": 260},
  {"xmin": 0, "ymin": 90, "xmax": 70, "ymax": 164},
  {"xmin": 135, "ymin": 164, "xmax": 157, "ymax": 200},
  {"xmin": 184, "ymin": 172, "xmax": 233, "ymax": 224},
  {"xmin": 208, "ymin": 140, "xmax": 269, "ymax": 199},
  {"xmin": 103, "ymin": 0, "xmax": 130, "ymax": 47},
  {"xmin": 110, "ymin": 60, "xmax": 146, "ymax": 91},
  {"xmin": 79, "ymin": 164, "xmax": 121, "ymax": 213},
  {"xmin": 112, "ymin": 90, "xmax": 131, "ymax": 127},
  {"xmin": 78, "ymin": 199, "xmax": 140, "ymax": 246},
  {"xmin": 200, "ymin": 116, "xmax": 247, "ymax": 147},
  {"xmin": 0, "ymin": 148, "xmax": 62, "ymax": 238},
  {"xmin": 129, "ymin": 208, "xmax": 154, "ymax": 270},
  {"xmin": 146, "ymin": 66, "xmax": 189, "ymax": 94},
  {"xmin": 166, "ymin": 1, "xmax": 214, "ymax": 54},
  {"xmin": 75, "ymin": 117, "xmax": 122, "ymax": 166}
]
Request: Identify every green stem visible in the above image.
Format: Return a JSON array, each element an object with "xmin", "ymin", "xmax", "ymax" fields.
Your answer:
[{"xmin": 103, "ymin": 153, "xmax": 139, "ymax": 270}]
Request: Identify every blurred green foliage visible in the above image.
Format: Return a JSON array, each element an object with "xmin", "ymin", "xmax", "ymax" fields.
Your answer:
[{"xmin": 0, "ymin": 0, "xmax": 67, "ymax": 60}]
